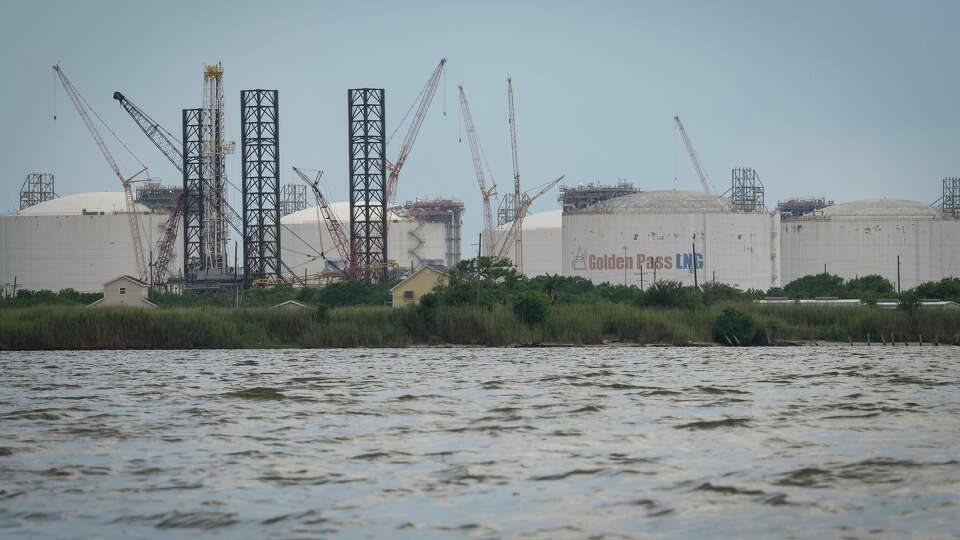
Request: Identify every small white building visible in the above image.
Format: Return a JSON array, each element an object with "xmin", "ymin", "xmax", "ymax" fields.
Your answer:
[{"xmin": 87, "ymin": 275, "xmax": 157, "ymax": 309}]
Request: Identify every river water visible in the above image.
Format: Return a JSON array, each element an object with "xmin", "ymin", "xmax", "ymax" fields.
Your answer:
[{"xmin": 1, "ymin": 347, "xmax": 958, "ymax": 539}]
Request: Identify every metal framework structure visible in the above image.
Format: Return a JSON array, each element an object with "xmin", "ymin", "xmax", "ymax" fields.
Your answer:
[
  {"xmin": 348, "ymin": 88, "xmax": 388, "ymax": 280},
  {"xmin": 182, "ymin": 108, "xmax": 206, "ymax": 281},
  {"xmin": 406, "ymin": 199, "xmax": 464, "ymax": 267},
  {"xmin": 241, "ymin": 89, "xmax": 281, "ymax": 284},
  {"xmin": 201, "ymin": 64, "xmax": 231, "ymax": 274},
  {"xmin": 776, "ymin": 196, "xmax": 832, "ymax": 219},
  {"xmin": 558, "ymin": 181, "xmax": 639, "ymax": 212},
  {"xmin": 943, "ymin": 177, "xmax": 960, "ymax": 218},
  {"xmin": 497, "ymin": 193, "xmax": 514, "ymax": 227},
  {"xmin": 19, "ymin": 173, "xmax": 56, "ymax": 210},
  {"xmin": 280, "ymin": 184, "xmax": 308, "ymax": 216},
  {"xmin": 457, "ymin": 85, "xmax": 497, "ymax": 257},
  {"xmin": 730, "ymin": 167, "xmax": 765, "ymax": 213}
]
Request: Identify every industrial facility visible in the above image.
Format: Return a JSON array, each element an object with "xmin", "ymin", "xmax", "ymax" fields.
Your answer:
[
  {"xmin": 780, "ymin": 194, "xmax": 960, "ymax": 290},
  {"xmin": 563, "ymin": 189, "xmax": 780, "ymax": 290}
]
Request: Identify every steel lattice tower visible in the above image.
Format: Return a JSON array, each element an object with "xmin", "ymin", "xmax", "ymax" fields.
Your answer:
[
  {"xmin": 348, "ymin": 88, "xmax": 387, "ymax": 280},
  {"xmin": 280, "ymin": 184, "xmax": 308, "ymax": 216},
  {"xmin": 943, "ymin": 177, "xmax": 960, "ymax": 218},
  {"xmin": 241, "ymin": 90, "xmax": 281, "ymax": 284},
  {"xmin": 19, "ymin": 173, "xmax": 56, "ymax": 210},
  {"xmin": 730, "ymin": 167, "xmax": 766, "ymax": 213},
  {"xmin": 182, "ymin": 108, "xmax": 206, "ymax": 281}
]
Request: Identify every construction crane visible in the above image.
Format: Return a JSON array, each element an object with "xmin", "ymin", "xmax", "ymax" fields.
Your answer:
[
  {"xmin": 386, "ymin": 58, "xmax": 446, "ymax": 207},
  {"xmin": 495, "ymin": 176, "xmax": 565, "ymax": 272},
  {"xmin": 673, "ymin": 115, "xmax": 714, "ymax": 194},
  {"xmin": 457, "ymin": 85, "xmax": 497, "ymax": 257},
  {"xmin": 53, "ymin": 64, "xmax": 147, "ymax": 281},
  {"xmin": 507, "ymin": 76, "xmax": 521, "ymax": 268},
  {"xmin": 293, "ymin": 166, "xmax": 359, "ymax": 279}
]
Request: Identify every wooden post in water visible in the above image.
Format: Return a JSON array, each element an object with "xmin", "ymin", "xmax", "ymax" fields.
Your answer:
[
  {"xmin": 919, "ymin": 334, "xmax": 923, "ymax": 346},
  {"xmin": 866, "ymin": 332, "xmax": 870, "ymax": 346}
]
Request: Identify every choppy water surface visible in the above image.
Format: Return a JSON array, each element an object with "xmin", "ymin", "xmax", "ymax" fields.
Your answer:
[{"xmin": 1, "ymin": 347, "xmax": 959, "ymax": 539}]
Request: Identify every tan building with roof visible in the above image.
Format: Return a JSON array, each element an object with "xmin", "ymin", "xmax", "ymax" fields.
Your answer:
[
  {"xmin": 88, "ymin": 275, "xmax": 157, "ymax": 309},
  {"xmin": 390, "ymin": 265, "xmax": 448, "ymax": 307}
]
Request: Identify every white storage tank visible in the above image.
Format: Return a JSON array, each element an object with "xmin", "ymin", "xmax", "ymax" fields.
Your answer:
[
  {"xmin": 280, "ymin": 202, "xmax": 451, "ymax": 276},
  {"xmin": 492, "ymin": 210, "xmax": 562, "ymax": 277},
  {"xmin": 562, "ymin": 190, "xmax": 780, "ymax": 290},
  {"xmin": 780, "ymin": 199, "xmax": 960, "ymax": 289},
  {"xmin": 0, "ymin": 192, "xmax": 180, "ymax": 293}
]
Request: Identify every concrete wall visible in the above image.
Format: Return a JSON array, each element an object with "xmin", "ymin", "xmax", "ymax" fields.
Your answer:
[
  {"xmin": 563, "ymin": 211, "xmax": 780, "ymax": 290},
  {"xmin": 280, "ymin": 220, "xmax": 448, "ymax": 276},
  {"xmin": 780, "ymin": 218, "xmax": 960, "ymax": 289},
  {"xmin": 491, "ymin": 227, "xmax": 563, "ymax": 277},
  {"xmin": 0, "ymin": 213, "xmax": 180, "ymax": 293}
]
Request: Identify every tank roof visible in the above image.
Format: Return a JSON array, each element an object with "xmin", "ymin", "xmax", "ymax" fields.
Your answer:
[
  {"xmin": 580, "ymin": 189, "xmax": 733, "ymax": 214},
  {"xmin": 17, "ymin": 192, "xmax": 151, "ymax": 215},
  {"xmin": 280, "ymin": 202, "xmax": 405, "ymax": 225},
  {"xmin": 497, "ymin": 209, "xmax": 561, "ymax": 231},
  {"xmin": 817, "ymin": 198, "xmax": 943, "ymax": 219}
]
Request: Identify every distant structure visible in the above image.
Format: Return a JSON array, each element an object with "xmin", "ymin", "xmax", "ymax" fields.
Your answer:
[
  {"xmin": 497, "ymin": 193, "xmax": 514, "ymax": 227},
  {"xmin": 280, "ymin": 184, "xmax": 308, "ymax": 217},
  {"xmin": 729, "ymin": 168, "xmax": 765, "ymax": 212},
  {"xmin": 19, "ymin": 173, "xmax": 56, "ymax": 210},
  {"xmin": 777, "ymin": 196, "xmax": 833, "ymax": 218},
  {"xmin": 404, "ymin": 199, "xmax": 464, "ymax": 267},
  {"xmin": 942, "ymin": 177, "xmax": 960, "ymax": 218},
  {"xmin": 135, "ymin": 182, "xmax": 182, "ymax": 213},
  {"xmin": 558, "ymin": 181, "xmax": 640, "ymax": 212},
  {"xmin": 348, "ymin": 88, "xmax": 388, "ymax": 280},
  {"xmin": 240, "ymin": 89, "xmax": 281, "ymax": 285}
]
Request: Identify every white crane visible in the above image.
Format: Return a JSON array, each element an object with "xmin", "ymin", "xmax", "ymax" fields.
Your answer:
[
  {"xmin": 458, "ymin": 85, "xmax": 498, "ymax": 257},
  {"xmin": 674, "ymin": 115, "xmax": 715, "ymax": 194},
  {"xmin": 54, "ymin": 64, "xmax": 147, "ymax": 281}
]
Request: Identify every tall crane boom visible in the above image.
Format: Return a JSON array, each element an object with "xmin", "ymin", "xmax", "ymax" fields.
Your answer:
[
  {"xmin": 457, "ymin": 85, "xmax": 497, "ymax": 257},
  {"xmin": 113, "ymin": 92, "xmax": 183, "ymax": 170},
  {"xmin": 386, "ymin": 58, "xmax": 446, "ymax": 206},
  {"xmin": 507, "ymin": 77, "xmax": 521, "ymax": 267},
  {"xmin": 293, "ymin": 167, "xmax": 359, "ymax": 279},
  {"xmin": 53, "ymin": 64, "xmax": 147, "ymax": 282},
  {"xmin": 673, "ymin": 115, "xmax": 713, "ymax": 194},
  {"xmin": 495, "ymin": 176, "xmax": 564, "ymax": 272}
]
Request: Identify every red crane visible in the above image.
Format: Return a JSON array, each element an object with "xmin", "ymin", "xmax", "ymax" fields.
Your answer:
[
  {"xmin": 386, "ymin": 58, "xmax": 446, "ymax": 207},
  {"xmin": 293, "ymin": 167, "xmax": 359, "ymax": 279}
]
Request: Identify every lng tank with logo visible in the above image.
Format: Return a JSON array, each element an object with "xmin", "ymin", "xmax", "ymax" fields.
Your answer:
[{"xmin": 571, "ymin": 246, "xmax": 704, "ymax": 272}]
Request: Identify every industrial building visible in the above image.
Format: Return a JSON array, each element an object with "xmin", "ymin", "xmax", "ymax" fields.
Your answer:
[
  {"xmin": 779, "ymin": 198, "xmax": 960, "ymax": 290},
  {"xmin": 279, "ymin": 200, "xmax": 457, "ymax": 278},
  {"xmin": 0, "ymin": 192, "xmax": 182, "ymax": 293},
  {"xmin": 563, "ymin": 190, "xmax": 780, "ymax": 290},
  {"xmin": 492, "ymin": 210, "xmax": 562, "ymax": 277}
]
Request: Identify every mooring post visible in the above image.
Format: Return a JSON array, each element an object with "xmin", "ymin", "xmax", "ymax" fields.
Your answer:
[
  {"xmin": 919, "ymin": 334, "xmax": 923, "ymax": 346},
  {"xmin": 866, "ymin": 332, "xmax": 871, "ymax": 346}
]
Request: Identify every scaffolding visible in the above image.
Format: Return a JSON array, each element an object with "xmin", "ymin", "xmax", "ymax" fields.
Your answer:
[
  {"xmin": 182, "ymin": 108, "xmax": 206, "ymax": 281},
  {"xmin": 348, "ymin": 88, "xmax": 388, "ymax": 281},
  {"xmin": 558, "ymin": 181, "xmax": 639, "ymax": 212},
  {"xmin": 19, "ymin": 173, "xmax": 56, "ymax": 210},
  {"xmin": 777, "ymin": 196, "xmax": 833, "ymax": 218},
  {"xmin": 405, "ymin": 199, "xmax": 464, "ymax": 267},
  {"xmin": 280, "ymin": 184, "xmax": 308, "ymax": 216},
  {"xmin": 200, "ymin": 64, "xmax": 232, "ymax": 275},
  {"xmin": 730, "ymin": 168, "xmax": 765, "ymax": 212},
  {"xmin": 135, "ymin": 182, "xmax": 182, "ymax": 213},
  {"xmin": 942, "ymin": 177, "xmax": 960, "ymax": 218},
  {"xmin": 240, "ymin": 89, "xmax": 281, "ymax": 284}
]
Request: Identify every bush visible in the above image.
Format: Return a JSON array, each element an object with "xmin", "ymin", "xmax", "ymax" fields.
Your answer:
[
  {"xmin": 511, "ymin": 290, "xmax": 550, "ymax": 326},
  {"xmin": 713, "ymin": 307, "xmax": 756, "ymax": 345},
  {"xmin": 312, "ymin": 303, "xmax": 330, "ymax": 323},
  {"xmin": 642, "ymin": 280, "xmax": 702, "ymax": 309}
]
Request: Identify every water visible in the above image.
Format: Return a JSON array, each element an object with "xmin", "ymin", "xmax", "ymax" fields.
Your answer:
[{"xmin": 1, "ymin": 347, "xmax": 958, "ymax": 539}]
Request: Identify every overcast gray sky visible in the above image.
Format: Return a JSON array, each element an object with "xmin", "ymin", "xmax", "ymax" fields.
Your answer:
[{"xmin": 2, "ymin": 0, "xmax": 958, "ymax": 245}]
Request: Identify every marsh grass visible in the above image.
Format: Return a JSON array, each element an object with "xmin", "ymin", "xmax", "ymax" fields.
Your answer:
[{"xmin": 2, "ymin": 301, "xmax": 958, "ymax": 350}]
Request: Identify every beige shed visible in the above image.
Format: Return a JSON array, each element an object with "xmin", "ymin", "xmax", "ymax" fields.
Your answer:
[
  {"xmin": 87, "ymin": 275, "xmax": 157, "ymax": 309},
  {"xmin": 390, "ymin": 265, "xmax": 448, "ymax": 307}
]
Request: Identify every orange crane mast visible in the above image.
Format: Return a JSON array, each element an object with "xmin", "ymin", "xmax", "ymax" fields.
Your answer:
[
  {"xmin": 293, "ymin": 167, "xmax": 359, "ymax": 279},
  {"xmin": 53, "ymin": 64, "xmax": 147, "ymax": 282},
  {"xmin": 386, "ymin": 58, "xmax": 446, "ymax": 207},
  {"xmin": 457, "ymin": 85, "xmax": 497, "ymax": 257}
]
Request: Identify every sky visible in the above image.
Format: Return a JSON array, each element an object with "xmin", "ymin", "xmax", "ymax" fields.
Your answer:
[{"xmin": 2, "ymin": 0, "xmax": 958, "ymax": 248}]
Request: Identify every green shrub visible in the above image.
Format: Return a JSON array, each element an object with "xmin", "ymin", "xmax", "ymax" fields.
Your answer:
[
  {"xmin": 713, "ymin": 307, "xmax": 756, "ymax": 345},
  {"xmin": 512, "ymin": 290, "xmax": 550, "ymax": 326}
]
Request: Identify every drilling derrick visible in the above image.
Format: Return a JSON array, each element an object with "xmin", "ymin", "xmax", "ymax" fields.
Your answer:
[{"xmin": 201, "ymin": 64, "xmax": 232, "ymax": 274}]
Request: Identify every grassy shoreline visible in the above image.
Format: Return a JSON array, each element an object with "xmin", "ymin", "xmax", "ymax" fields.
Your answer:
[{"xmin": 2, "ymin": 303, "xmax": 959, "ymax": 350}]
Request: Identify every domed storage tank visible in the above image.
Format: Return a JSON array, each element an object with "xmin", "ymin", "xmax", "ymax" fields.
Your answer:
[
  {"xmin": 780, "ymin": 199, "xmax": 960, "ymax": 289},
  {"xmin": 0, "ymin": 192, "xmax": 177, "ymax": 293},
  {"xmin": 562, "ymin": 190, "xmax": 780, "ymax": 290},
  {"xmin": 492, "ymin": 210, "xmax": 562, "ymax": 277}
]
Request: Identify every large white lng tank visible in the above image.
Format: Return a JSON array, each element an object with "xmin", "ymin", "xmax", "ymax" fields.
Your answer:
[
  {"xmin": 0, "ymin": 192, "xmax": 180, "ymax": 292},
  {"xmin": 492, "ymin": 210, "xmax": 562, "ymax": 277},
  {"xmin": 780, "ymin": 199, "xmax": 960, "ymax": 289},
  {"xmin": 280, "ymin": 202, "xmax": 450, "ymax": 275},
  {"xmin": 563, "ymin": 190, "xmax": 780, "ymax": 290}
]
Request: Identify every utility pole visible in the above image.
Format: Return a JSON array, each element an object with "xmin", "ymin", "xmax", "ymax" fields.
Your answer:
[
  {"xmin": 692, "ymin": 235, "xmax": 698, "ymax": 289},
  {"xmin": 623, "ymin": 246, "xmax": 627, "ymax": 286},
  {"xmin": 897, "ymin": 255, "xmax": 901, "ymax": 294}
]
